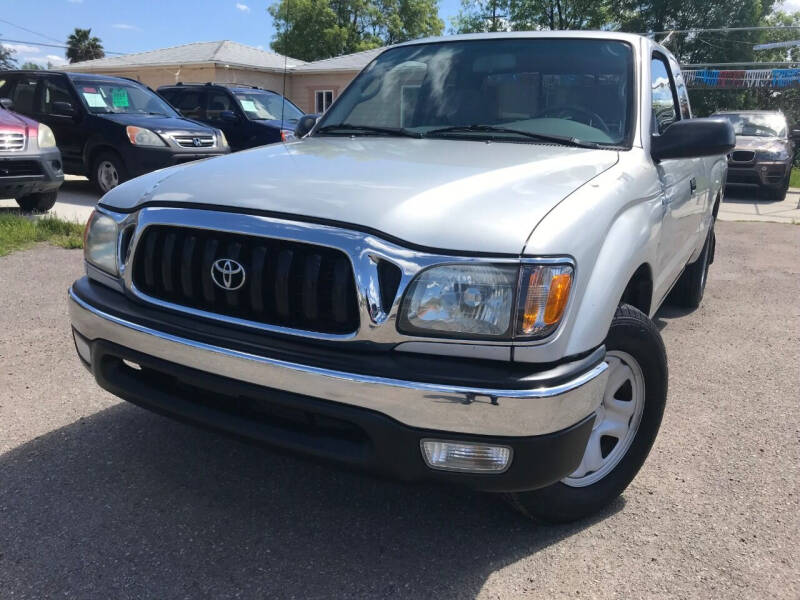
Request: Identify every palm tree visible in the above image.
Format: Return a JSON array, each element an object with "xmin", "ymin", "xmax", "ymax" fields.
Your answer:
[{"xmin": 66, "ymin": 28, "xmax": 105, "ymax": 63}]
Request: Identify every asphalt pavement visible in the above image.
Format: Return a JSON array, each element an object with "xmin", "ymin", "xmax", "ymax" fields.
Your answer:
[{"xmin": 0, "ymin": 221, "xmax": 798, "ymax": 599}]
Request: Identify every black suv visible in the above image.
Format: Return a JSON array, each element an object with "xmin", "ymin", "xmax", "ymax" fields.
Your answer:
[
  {"xmin": 0, "ymin": 72, "xmax": 230, "ymax": 193},
  {"xmin": 158, "ymin": 83, "xmax": 303, "ymax": 151}
]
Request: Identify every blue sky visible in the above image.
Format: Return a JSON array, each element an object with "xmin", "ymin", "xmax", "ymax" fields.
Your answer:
[
  {"xmin": 1, "ymin": 0, "xmax": 463, "ymax": 66},
  {"xmin": 2, "ymin": 0, "xmax": 798, "ymax": 67}
]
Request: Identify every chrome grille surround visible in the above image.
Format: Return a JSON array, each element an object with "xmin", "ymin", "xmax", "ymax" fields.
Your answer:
[
  {"xmin": 0, "ymin": 131, "xmax": 25, "ymax": 151},
  {"xmin": 170, "ymin": 134, "xmax": 216, "ymax": 148},
  {"xmin": 94, "ymin": 205, "xmax": 574, "ymax": 348}
]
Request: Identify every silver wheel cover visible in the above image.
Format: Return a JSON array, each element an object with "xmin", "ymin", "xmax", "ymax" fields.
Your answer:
[
  {"xmin": 97, "ymin": 160, "xmax": 119, "ymax": 193},
  {"xmin": 562, "ymin": 350, "xmax": 646, "ymax": 488}
]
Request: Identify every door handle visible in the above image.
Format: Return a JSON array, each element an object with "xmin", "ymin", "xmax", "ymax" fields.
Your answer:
[{"xmin": 689, "ymin": 177, "xmax": 697, "ymax": 194}]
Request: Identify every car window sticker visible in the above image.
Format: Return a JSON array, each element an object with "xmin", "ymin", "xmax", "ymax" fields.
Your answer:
[
  {"xmin": 239, "ymin": 99, "xmax": 257, "ymax": 112},
  {"xmin": 111, "ymin": 88, "xmax": 129, "ymax": 108},
  {"xmin": 81, "ymin": 87, "xmax": 107, "ymax": 108}
]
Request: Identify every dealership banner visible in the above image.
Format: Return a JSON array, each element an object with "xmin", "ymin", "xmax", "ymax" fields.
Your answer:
[{"xmin": 683, "ymin": 68, "xmax": 800, "ymax": 88}]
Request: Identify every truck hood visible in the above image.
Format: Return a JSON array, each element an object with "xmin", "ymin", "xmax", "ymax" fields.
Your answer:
[{"xmin": 100, "ymin": 137, "xmax": 618, "ymax": 255}]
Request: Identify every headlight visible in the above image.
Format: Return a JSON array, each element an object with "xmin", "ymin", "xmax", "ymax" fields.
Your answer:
[
  {"xmin": 756, "ymin": 149, "xmax": 790, "ymax": 161},
  {"xmin": 281, "ymin": 129, "xmax": 296, "ymax": 142},
  {"xmin": 217, "ymin": 129, "xmax": 229, "ymax": 148},
  {"xmin": 37, "ymin": 123, "xmax": 56, "ymax": 148},
  {"xmin": 83, "ymin": 210, "xmax": 118, "ymax": 275},
  {"xmin": 397, "ymin": 263, "xmax": 573, "ymax": 340},
  {"xmin": 125, "ymin": 126, "xmax": 166, "ymax": 147}
]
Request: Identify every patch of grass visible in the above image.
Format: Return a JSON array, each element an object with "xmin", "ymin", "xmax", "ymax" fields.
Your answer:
[
  {"xmin": 0, "ymin": 213, "xmax": 84, "ymax": 257},
  {"xmin": 790, "ymin": 167, "xmax": 800, "ymax": 189}
]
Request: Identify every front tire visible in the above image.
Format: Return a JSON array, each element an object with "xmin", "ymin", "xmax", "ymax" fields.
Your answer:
[
  {"xmin": 505, "ymin": 304, "xmax": 667, "ymax": 523},
  {"xmin": 16, "ymin": 190, "xmax": 58, "ymax": 212},
  {"xmin": 92, "ymin": 151, "xmax": 128, "ymax": 194}
]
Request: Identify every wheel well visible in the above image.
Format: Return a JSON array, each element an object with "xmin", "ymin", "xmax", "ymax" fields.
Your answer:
[
  {"xmin": 87, "ymin": 145, "xmax": 122, "ymax": 172},
  {"xmin": 620, "ymin": 264, "xmax": 653, "ymax": 316}
]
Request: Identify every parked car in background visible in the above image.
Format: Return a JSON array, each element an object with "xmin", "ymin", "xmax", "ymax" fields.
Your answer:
[
  {"xmin": 0, "ymin": 97, "xmax": 63, "ymax": 211},
  {"xmin": 713, "ymin": 110, "xmax": 799, "ymax": 201},
  {"xmin": 158, "ymin": 83, "xmax": 303, "ymax": 151},
  {"xmin": 0, "ymin": 71, "xmax": 229, "ymax": 194},
  {"xmin": 70, "ymin": 32, "xmax": 734, "ymax": 523}
]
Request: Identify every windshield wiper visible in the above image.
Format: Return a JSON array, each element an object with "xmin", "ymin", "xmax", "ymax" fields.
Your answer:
[
  {"xmin": 316, "ymin": 123, "xmax": 423, "ymax": 138},
  {"xmin": 424, "ymin": 125, "xmax": 606, "ymax": 149}
]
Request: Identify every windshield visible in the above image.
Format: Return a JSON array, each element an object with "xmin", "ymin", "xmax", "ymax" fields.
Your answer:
[
  {"xmin": 234, "ymin": 91, "xmax": 303, "ymax": 121},
  {"xmin": 317, "ymin": 38, "xmax": 634, "ymax": 146},
  {"xmin": 716, "ymin": 113, "xmax": 787, "ymax": 138},
  {"xmin": 76, "ymin": 80, "xmax": 177, "ymax": 116}
]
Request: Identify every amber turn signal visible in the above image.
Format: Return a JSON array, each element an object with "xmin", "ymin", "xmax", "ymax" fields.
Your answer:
[{"xmin": 516, "ymin": 264, "xmax": 573, "ymax": 338}]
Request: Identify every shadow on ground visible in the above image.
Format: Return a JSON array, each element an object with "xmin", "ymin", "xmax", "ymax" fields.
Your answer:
[{"xmin": 0, "ymin": 403, "xmax": 622, "ymax": 598}]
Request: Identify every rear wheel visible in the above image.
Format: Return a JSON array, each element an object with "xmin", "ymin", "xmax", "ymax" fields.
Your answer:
[
  {"xmin": 92, "ymin": 151, "xmax": 127, "ymax": 194},
  {"xmin": 505, "ymin": 304, "xmax": 667, "ymax": 523},
  {"xmin": 16, "ymin": 191, "xmax": 58, "ymax": 212}
]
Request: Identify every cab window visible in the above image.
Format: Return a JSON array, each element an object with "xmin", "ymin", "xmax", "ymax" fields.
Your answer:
[
  {"xmin": 176, "ymin": 90, "xmax": 204, "ymax": 119},
  {"xmin": 40, "ymin": 77, "xmax": 75, "ymax": 114},
  {"xmin": 650, "ymin": 55, "xmax": 679, "ymax": 134},
  {"xmin": 207, "ymin": 91, "xmax": 234, "ymax": 120},
  {"xmin": 10, "ymin": 77, "xmax": 39, "ymax": 114}
]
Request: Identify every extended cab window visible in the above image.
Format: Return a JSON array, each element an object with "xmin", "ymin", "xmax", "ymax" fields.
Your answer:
[
  {"xmin": 651, "ymin": 56, "xmax": 680, "ymax": 134},
  {"xmin": 319, "ymin": 39, "xmax": 635, "ymax": 146}
]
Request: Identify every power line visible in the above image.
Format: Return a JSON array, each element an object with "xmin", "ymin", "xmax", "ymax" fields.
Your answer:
[
  {"xmin": 0, "ymin": 37, "xmax": 125, "ymax": 55},
  {"xmin": 646, "ymin": 25, "xmax": 800, "ymax": 35},
  {"xmin": 0, "ymin": 18, "xmax": 63, "ymax": 44}
]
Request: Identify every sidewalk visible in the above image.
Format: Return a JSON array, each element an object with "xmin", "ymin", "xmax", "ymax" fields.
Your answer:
[{"xmin": 718, "ymin": 187, "xmax": 800, "ymax": 224}]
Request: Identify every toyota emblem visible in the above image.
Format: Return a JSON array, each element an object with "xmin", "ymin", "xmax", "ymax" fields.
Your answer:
[{"xmin": 211, "ymin": 258, "xmax": 246, "ymax": 291}]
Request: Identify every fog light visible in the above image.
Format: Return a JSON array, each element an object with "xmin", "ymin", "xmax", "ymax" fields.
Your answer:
[{"xmin": 420, "ymin": 439, "xmax": 512, "ymax": 473}]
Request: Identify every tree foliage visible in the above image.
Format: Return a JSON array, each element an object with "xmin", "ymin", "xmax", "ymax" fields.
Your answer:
[
  {"xmin": 0, "ymin": 39, "xmax": 17, "ymax": 70},
  {"xmin": 66, "ymin": 28, "xmax": 105, "ymax": 63},
  {"xmin": 268, "ymin": 0, "xmax": 443, "ymax": 61},
  {"xmin": 20, "ymin": 62, "xmax": 43, "ymax": 70},
  {"xmin": 452, "ymin": 0, "xmax": 610, "ymax": 33}
]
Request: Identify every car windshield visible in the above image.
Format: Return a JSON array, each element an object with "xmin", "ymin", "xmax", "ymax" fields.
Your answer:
[
  {"xmin": 716, "ymin": 113, "xmax": 787, "ymax": 138},
  {"xmin": 234, "ymin": 91, "xmax": 303, "ymax": 121},
  {"xmin": 317, "ymin": 38, "xmax": 634, "ymax": 146},
  {"xmin": 76, "ymin": 80, "xmax": 178, "ymax": 116}
]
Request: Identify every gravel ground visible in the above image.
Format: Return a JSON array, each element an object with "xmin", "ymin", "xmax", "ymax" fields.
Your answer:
[{"xmin": 0, "ymin": 221, "xmax": 798, "ymax": 599}]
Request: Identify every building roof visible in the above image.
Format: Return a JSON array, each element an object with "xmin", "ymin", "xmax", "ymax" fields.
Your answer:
[
  {"xmin": 61, "ymin": 40, "xmax": 306, "ymax": 72},
  {"xmin": 282, "ymin": 47, "xmax": 384, "ymax": 73}
]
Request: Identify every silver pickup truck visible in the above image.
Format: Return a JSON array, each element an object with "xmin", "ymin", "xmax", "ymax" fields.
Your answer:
[{"xmin": 69, "ymin": 32, "xmax": 735, "ymax": 522}]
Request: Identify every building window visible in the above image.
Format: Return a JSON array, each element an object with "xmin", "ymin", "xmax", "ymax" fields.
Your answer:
[{"xmin": 315, "ymin": 90, "xmax": 334, "ymax": 113}]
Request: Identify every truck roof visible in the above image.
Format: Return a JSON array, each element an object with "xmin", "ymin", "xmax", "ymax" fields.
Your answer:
[{"xmin": 394, "ymin": 30, "xmax": 653, "ymax": 49}]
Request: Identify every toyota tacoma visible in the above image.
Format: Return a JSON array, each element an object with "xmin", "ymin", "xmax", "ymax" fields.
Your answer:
[{"xmin": 69, "ymin": 32, "xmax": 735, "ymax": 522}]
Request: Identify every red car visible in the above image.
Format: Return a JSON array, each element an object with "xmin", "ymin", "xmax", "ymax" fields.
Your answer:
[{"xmin": 1, "ymin": 97, "xmax": 63, "ymax": 211}]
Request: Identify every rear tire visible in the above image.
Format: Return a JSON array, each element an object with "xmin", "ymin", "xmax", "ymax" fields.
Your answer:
[
  {"xmin": 92, "ymin": 151, "xmax": 127, "ymax": 194},
  {"xmin": 16, "ymin": 190, "xmax": 58, "ymax": 212},
  {"xmin": 505, "ymin": 304, "xmax": 667, "ymax": 523},
  {"xmin": 668, "ymin": 226, "xmax": 713, "ymax": 309}
]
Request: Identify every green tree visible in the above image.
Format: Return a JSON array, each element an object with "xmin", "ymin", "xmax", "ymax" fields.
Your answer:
[
  {"xmin": 66, "ymin": 28, "xmax": 104, "ymax": 63},
  {"xmin": 20, "ymin": 61, "xmax": 43, "ymax": 70},
  {"xmin": 452, "ymin": 0, "xmax": 611, "ymax": 33},
  {"xmin": 451, "ymin": 0, "xmax": 509, "ymax": 32},
  {"xmin": 0, "ymin": 39, "xmax": 17, "ymax": 70},
  {"xmin": 268, "ymin": 0, "xmax": 442, "ymax": 61}
]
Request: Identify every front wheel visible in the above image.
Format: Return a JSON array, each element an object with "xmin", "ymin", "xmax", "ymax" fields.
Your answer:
[
  {"xmin": 92, "ymin": 151, "xmax": 128, "ymax": 194},
  {"xmin": 16, "ymin": 191, "xmax": 58, "ymax": 212},
  {"xmin": 505, "ymin": 304, "xmax": 667, "ymax": 523}
]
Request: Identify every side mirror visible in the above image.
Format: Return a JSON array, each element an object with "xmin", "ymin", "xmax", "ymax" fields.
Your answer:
[
  {"xmin": 0, "ymin": 97, "xmax": 13, "ymax": 110},
  {"xmin": 790, "ymin": 128, "xmax": 800, "ymax": 142},
  {"xmin": 220, "ymin": 110, "xmax": 239, "ymax": 122},
  {"xmin": 295, "ymin": 114, "xmax": 319, "ymax": 138},
  {"xmin": 651, "ymin": 118, "xmax": 735, "ymax": 161},
  {"xmin": 52, "ymin": 101, "xmax": 75, "ymax": 117}
]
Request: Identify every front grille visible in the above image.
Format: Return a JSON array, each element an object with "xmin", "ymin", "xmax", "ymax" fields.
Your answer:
[
  {"xmin": 132, "ymin": 225, "xmax": 360, "ymax": 334},
  {"xmin": 171, "ymin": 134, "xmax": 215, "ymax": 148},
  {"xmin": 0, "ymin": 131, "xmax": 25, "ymax": 151},
  {"xmin": 730, "ymin": 150, "xmax": 755, "ymax": 163},
  {"xmin": 0, "ymin": 160, "xmax": 41, "ymax": 177}
]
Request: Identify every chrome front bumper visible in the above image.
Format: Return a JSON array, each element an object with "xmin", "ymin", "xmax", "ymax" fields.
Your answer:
[{"xmin": 69, "ymin": 287, "xmax": 607, "ymax": 437}]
